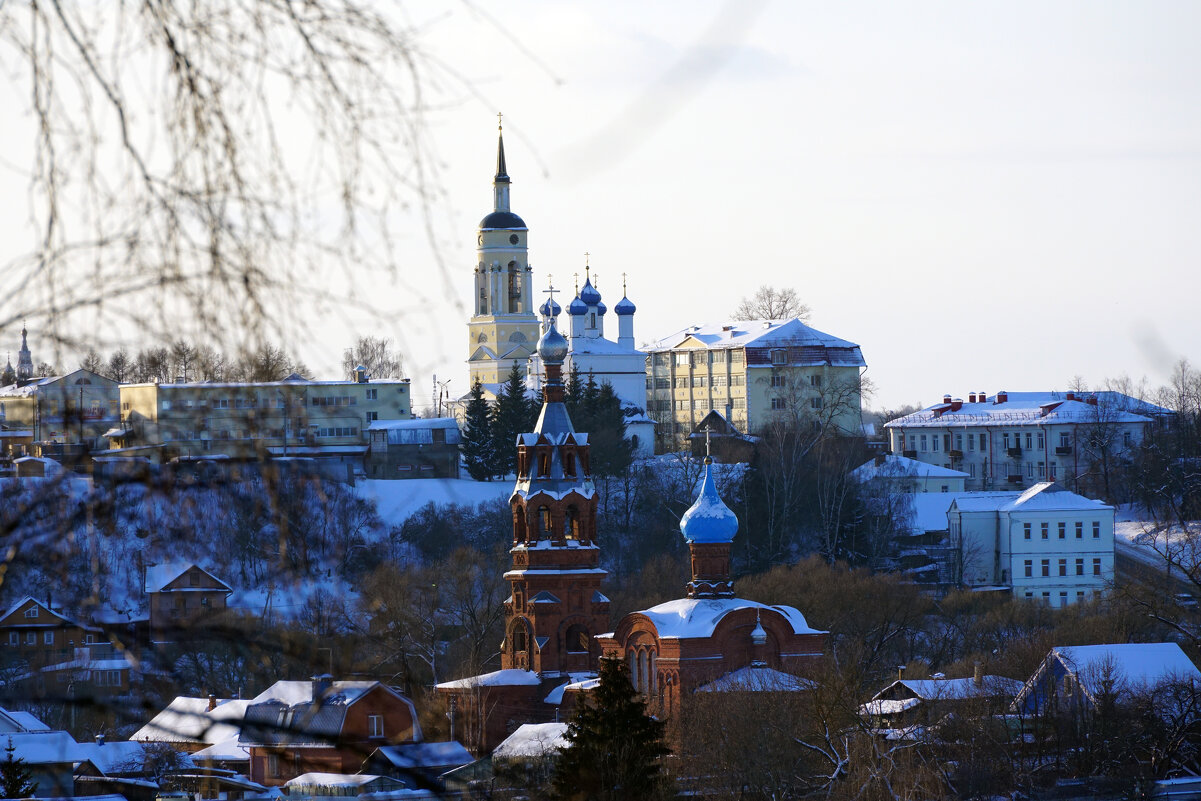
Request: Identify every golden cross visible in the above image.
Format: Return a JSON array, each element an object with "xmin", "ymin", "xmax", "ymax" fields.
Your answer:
[
  {"xmin": 573, "ymin": 272, "xmax": 579, "ymax": 293},
  {"xmin": 497, "ymin": 111, "xmax": 503, "ymax": 131},
  {"xmin": 622, "ymin": 272, "xmax": 628, "ymax": 295},
  {"xmin": 705, "ymin": 425, "xmax": 712, "ymax": 458}
]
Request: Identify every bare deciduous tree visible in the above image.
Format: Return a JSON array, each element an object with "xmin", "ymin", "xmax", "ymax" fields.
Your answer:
[
  {"xmin": 733, "ymin": 285, "xmax": 811, "ymax": 322},
  {"xmin": 342, "ymin": 336, "xmax": 405, "ymax": 381}
]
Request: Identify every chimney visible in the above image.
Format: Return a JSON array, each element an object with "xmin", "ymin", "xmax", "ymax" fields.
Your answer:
[
  {"xmin": 950, "ymin": 399, "xmax": 963, "ymax": 412},
  {"xmin": 355, "ymin": 365, "xmax": 369, "ymax": 384},
  {"xmin": 207, "ymin": 693, "xmax": 217, "ymax": 711},
  {"xmin": 943, "ymin": 394, "xmax": 952, "ymax": 404},
  {"xmin": 974, "ymin": 661, "xmax": 983, "ymax": 689},
  {"xmin": 1087, "ymin": 395, "xmax": 1098, "ymax": 406},
  {"xmin": 968, "ymin": 393, "xmax": 977, "ymax": 403},
  {"xmin": 312, "ymin": 673, "xmax": 333, "ymax": 703},
  {"xmin": 996, "ymin": 390, "xmax": 1008, "ymax": 403},
  {"xmin": 1066, "ymin": 391, "xmax": 1075, "ymax": 401},
  {"xmin": 95, "ymin": 733, "xmax": 106, "ymax": 747},
  {"xmin": 897, "ymin": 665, "xmax": 906, "ymax": 682},
  {"xmin": 978, "ymin": 392, "xmax": 987, "ymax": 403}
]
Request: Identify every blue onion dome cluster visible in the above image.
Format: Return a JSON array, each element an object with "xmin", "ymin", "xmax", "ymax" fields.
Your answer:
[
  {"xmin": 537, "ymin": 318, "xmax": 569, "ymax": 363},
  {"xmin": 578, "ymin": 278, "xmax": 602, "ymax": 305},
  {"xmin": 567, "ymin": 295, "xmax": 589, "ymax": 316},
  {"xmin": 596, "ymin": 300, "xmax": 607, "ymax": 316},
  {"xmin": 614, "ymin": 296, "xmax": 636, "ymax": 316},
  {"xmin": 680, "ymin": 459, "xmax": 739, "ymax": 544},
  {"xmin": 539, "ymin": 297, "xmax": 562, "ymax": 318}
]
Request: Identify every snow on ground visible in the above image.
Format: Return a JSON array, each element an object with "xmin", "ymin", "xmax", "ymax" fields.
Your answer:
[
  {"xmin": 354, "ymin": 478, "xmax": 513, "ymax": 527},
  {"xmin": 1113, "ymin": 505, "xmax": 1201, "ymax": 574}
]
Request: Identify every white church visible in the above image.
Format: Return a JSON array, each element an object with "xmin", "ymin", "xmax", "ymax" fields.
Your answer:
[{"xmin": 463, "ymin": 122, "xmax": 654, "ymax": 457}]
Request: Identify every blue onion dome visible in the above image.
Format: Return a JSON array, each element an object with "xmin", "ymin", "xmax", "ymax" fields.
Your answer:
[
  {"xmin": 539, "ymin": 297, "xmax": 562, "ymax": 318},
  {"xmin": 479, "ymin": 210, "xmax": 527, "ymax": 230},
  {"xmin": 680, "ymin": 460, "xmax": 739, "ymax": 544},
  {"xmin": 578, "ymin": 278, "xmax": 602, "ymax": 305},
  {"xmin": 538, "ymin": 317, "xmax": 569, "ymax": 364},
  {"xmin": 614, "ymin": 296, "xmax": 636, "ymax": 316},
  {"xmin": 596, "ymin": 300, "xmax": 607, "ymax": 316},
  {"xmin": 567, "ymin": 295, "xmax": 589, "ymax": 316}
]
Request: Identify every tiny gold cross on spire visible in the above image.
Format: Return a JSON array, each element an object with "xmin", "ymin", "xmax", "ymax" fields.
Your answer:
[
  {"xmin": 705, "ymin": 425, "xmax": 713, "ymax": 460},
  {"xmin": 497, "ymin": 111, "xmax": 503, "ymax": 131},
  {"xmin": 573, "ymin": 271, "xmax": 579, "ymax": 293},
  {"xmin": 622, "ymin": 272, "xmax": 628, "ymax": 295}
]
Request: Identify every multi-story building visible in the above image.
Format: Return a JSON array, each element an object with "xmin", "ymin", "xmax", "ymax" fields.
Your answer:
[
  {"xmin": 0, "ymin": 368, "xmax": 121, "ymax": 463},
  {"xmin": 644, "ymin": 318, "xmax": 866, "ymax": 452},
  {"xmin": 884, "ymin": 390, "xmax": 1171, "ymax": 493},
  {"xmin": 947, "ymin": 481, "xmax": 1114, "ymax": 607},
  {"xmin": 107, "ymin": 373, "xmax": 411, "ymax": 466}
]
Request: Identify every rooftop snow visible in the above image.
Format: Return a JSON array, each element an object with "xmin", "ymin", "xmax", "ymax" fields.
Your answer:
[
  {"xmin": 543, "ymin": 676, "xmax": 600, "ymax": 705},
  {"xmin": 371, "ymin": 741, "xmax": 473, "ymax": 770},
  {"xmin": 492, "ymin": 723, "xmax": 569, "ymax": 759},
  {"xmin": 131, "ymin": 697, "xmax": 250, "ymax": 745},
  {"xmin": 695, "ymin": 666, "xmax": 816, "ymax": 693},
  {"xmin": 646, "ymin": 318, "xmax": 863, "ymax": 360},
  {"xmin": 885, "ymin": 391, "xmax": 1167, "ymax": 429},
  {"xmin": 860, "ymin": 697, "xmax": 922, "ymax": 716},
  {"xmin": 851, "ymin": 455, "xmax": 969, "ymax": 481},
  {"xmin": 191, "ymin": 736, "xmax": 250, "ymax": 761},
  {"xmin": 637, "ymin": 597, "xmax": 823, "ymax": 639},
  {"xmin": 948, "ymin": 483, "xmax": 1112, "ymax": 514},
  {"xmin": 881, "ymin": 676, "xmax": 1023, "ymax": 702},
  {"xmin": 249, "ymin": 680, "xmax": 377, "ymax": 706},
  {"xmin": 1054, "ymin": 642, "xmax": 1201, "ymax": 690},
  {"xmin": 144, "ymin": 562, "xmax": 230, "ymax": 594},
  {"xmin": 435, "ymin": 669, "xmax": 542, "ymax": 690}
]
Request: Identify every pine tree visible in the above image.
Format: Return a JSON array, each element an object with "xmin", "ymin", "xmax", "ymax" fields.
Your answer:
[
  {"xmin": 588, "ymin": 383, "xmax": 635, "ymax": 478},
  {"xmin": 491, "ymin": 363, "xmax": 534, "ymax": 478},
  {"xmin": 550, "ymin": 657, "xmax": 672, "ymax": 801},
  {"xmin": 460, "ymin": 379, "xmax": 494, "ymax": 481},
  {"xmin": 1, "ymin": 737, "xmax": 36, "ymax": 799}
]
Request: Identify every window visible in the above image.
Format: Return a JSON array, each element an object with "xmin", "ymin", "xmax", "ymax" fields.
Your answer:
[
  {"xmin": 368, "ymin": 714, "xmax": 385, "ymax": 737},
  {"xmin": 1076, "ymin": 521, "xmax": 1083, "ymax": 539},
  {"xmin": 675, "ymin": 400, "xmax": 689, "ymax": 411},
  {"xmin": 1041, "ymin": 523, "xmax": 1048, "ymax": 540},
  {"xmin": 7, "ymin": 633, "xmax": 16, "ymax": 646},
  {"xmin": 979, "ymin": 433, "xmax": 987, "ymax": 450},
  {"xmin": 268, "ymin": 755, "xmax": 280, "ymax": 778},
  {"xmin": 24, "ymin": 607, "xmax": 37, "ymax": 619},
  {"xmin": 1058, "ymin": 522, "xmax": 1066, "ymax": 539},
  {"xmin": 1037, "ymin": 461, "xmax": 1045, "ymax": 478},
  {"xmin": 1041, "ymin": 559, "xmax": 1050, "ymax": 577},
  {"xmin": 1038, "ymin": 432, "xmax": 1045, "ymax": 448},
  {"xmin": 1093, "ymin": 558, "xmax": 1102, "ymax": 576},
  {"xmin": 1124, "ymin": 431, "xmax": 1133, "ymax": 447},
  {"xmin": 1026, "ymin": 461, "xmax": 1033, "ymax": 478},
  {"xmin": 770, "ymin": 374, "xmax": 785, "ymax": 387},
  {"xmin": 932, "ymin": 436, "xmax": 940, "ymax": 452},
  {"xmin": 1059, "ymin": 432, "xmax": 1070, "ymax": 447},
  {"xmin": 920, "ymin": 434, "xmax": 928, "ymax": 451},
  {"xmin": 1077, "ymin": 590, "xmax": 1085, "ymax": 601},
  {"xmin": 1003, "ymin": 433, "xmax": 1010, "ymax": 449},
  {"xmin": 674, "ymin": 377, "xmax": 688, "ymax": 388},
  {"xmin": 1075, "ymin": 558, "xmax": 1084, "ymax": 576},
  {"xmin": 732, "ymin": 398, "xmax": 745, "ymax": 409},
  {"xmin": 25, "ymin": 633, "xmax": 35, "ymax": 645},
  {"xmin": 713, "ymin": 375, "xmax": 727, "ymax": 388},
  {"xmin": 655, "ymin": 377, "xmax": 669, "ymax": 389},
  {"xmin": 955, "ymin": 434, "xmax": 963, "ymax": 450},
  {"xmin": 674, "ymin": 353, "xmax": 688, "ymax": 366},
  {"xmin": 968, "ymin": 435, "xmax": 975, "ymax": 451},
  {"xmin": 771, "ymin": 350, "xmax": 786, "ymax": 366},
  {"xmin": 692, "ymin": 376, "xmax": 707, "ymax": 388},
  {"xmin": 122, "ymin": 401, "xmax": 131, "ymax": 411},
  {"xmin": 731, "ymin": 375, "xmax": 744, "ymax": 386},
  {"xmin": 731, "ymin": 349, "xmax": 744, "ymax": 363},
  {"xmin": 1093, "ymin": 521, "xmax": 1101, "ymax": 539},
  {"xmin": 366, "ymin": 411, "xmax": 378, "ymax": 422},
  {"xmin": 1024, "ymin": 559, "xmax": 1032, "ymax": 578},
  {"xmin": 1023, "ymin": 523, "xmax": 1031, "ymax": 540},
  {"xmin": 809, "ymin": 374, "xmax": 822, "ymax": 387},
  {"xmin": 1059, "ymin": 591, "xmax": 1068, "ymax": 605},
  {"xmin": 810, "ymin": 397, "xmax": 823, "ymax": 410},
  {"xmin": 1025, "ymin": 433, "xmax": 1033, "ymax": 449},
  {"xmin": 365, "ymin": 388, "xmax": 378, "ymax": 400},
  {"xmin": 771, "ymin": 398, "xmax": 786, "ymax": 410},
  {"xmin": 1042, "ymin": 591, "xmax": 1051, "ymax": 603},
  {"xmin": 1058, "ymin": 559, "xmax": 1067, "ymax": 577}
]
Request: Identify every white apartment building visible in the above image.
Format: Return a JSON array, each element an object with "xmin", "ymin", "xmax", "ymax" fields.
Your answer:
[
  {"xmin": 885, "ymin": 390, "xmax": 1171, "ymax": 493},
  {"xmin": 947, "ymin": 482, "xmax": 1114, "ymax": 607}
]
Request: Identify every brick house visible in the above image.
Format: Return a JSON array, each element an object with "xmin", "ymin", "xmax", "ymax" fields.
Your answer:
[{"xmin": 238, "ymin": 678, "xmax": 421, "ymax": 786}]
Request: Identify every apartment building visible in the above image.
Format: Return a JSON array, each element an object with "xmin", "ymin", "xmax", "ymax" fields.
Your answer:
[
  {"xmin": 884, "ymin": 391, "xmax": 1170, "ymax": 493},
  {"xmin": 108, "ymin": 373, "xmax": 412, "ymax": 464},
  {"xmin": 0, "ymin": 369, "xmax": 121, "ymax": 462},
  {"xmin": 947, "ymin": 482, "xmax": 1114, "ymax": 607},
  {"xmin": 643, "ymin": 318, "xmax": 866, "ymax": 452}
]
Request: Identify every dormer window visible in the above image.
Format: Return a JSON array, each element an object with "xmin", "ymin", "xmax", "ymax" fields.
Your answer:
[
  {"xmin": 538, "ymin": 450, "xmax": 551, "ymax": 476},
  {"xmin": 563, "ymin": 449, "xmax": 576, "ymax": 477}
]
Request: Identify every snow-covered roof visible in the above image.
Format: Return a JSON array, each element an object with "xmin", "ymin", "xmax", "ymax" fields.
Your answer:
[
  {"xmin": 851, "ymin": 455, "xmax": 969, "ymax": 481},
  {"xmin": 144, "ymin": 562, "xmax": 232, "ymax": 594},
  {"xmin": 370, "ymin": 741, "xmax": 473, "ymax": 770},
  {"xmin": 565, "ymin": 336, "xmax": 642, "ymax": 357},
  {"xmin": 885, "ymin": 390, "xmax": 1165, "ymax": 429},
  {"xmin": 860, "ymin": 697, "xmax": 922, "ymax": 716},
  {"xmin": 948, "ymin": 483, "xmax": 1112, "ymax": 514},
  {"xmin": 131, "ymin": 697, "xmax": 250, "ymax": 745},
  {"xmin": 492, "ymin": 723, "xmax": 569, "ymax": 760},
  {"xmin": 646, "ymin": 319, "xmax": 864, "ymax": 367},
  {"xmin": 695, "ymin": 666, "xmax": 816, "ymax": 693},
  {"xmin": 1054, "ymin": 643, "xmax": 1201, "ymax": 691},
  {"xmin": 878, "ymin": 676, "xmax": 1023, "ymax": 702},
  {"xmin": 0, "ymin": 709, "xmax": 50, "ymax": 732},
  {"xmin": 434, "ymin": 669, "xmax": 542, "ymax": 690},
  {"xmin": 76, "ymin": 740, "xmax": 192, "ymax": 775},
  {"xmin": 124, "ymin": 378, "xmax": 409, "ymax": 389},
  {"xmin": 543, "ymin": 676, "xmax": 600, "ymax": 705},
  {"xmin": 3, "ymin": 731, "xmax": 82, "ymax": 764},
  {"xmin": 249, "ymin": 680, "xmax": 377, "ymax": 705},
  {"xmin": 191, "ymin": 736, "xmax": 250, "ymax": 761},
  {"xmin": 637, "ymin": 598, "xmax": 823, "ymax": 640},
  {"xmin": 367, "ymin": 418, "xmax": 459, "ymax": 446},
  {"xmin": 0, "ymin": 596, "xmax": 92, "ymax": 630},
  {"xmin": 285, "ymin": 772, "xmax": 386, "ymax": 788}
]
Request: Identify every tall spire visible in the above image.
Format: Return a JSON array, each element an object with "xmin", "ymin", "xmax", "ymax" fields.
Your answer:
[
  {"xmin": 495, "ymin": 112, "xmax": 509, "ymax": 183},
  {"xmin": 16, "ymin": 321, "xmax": 34, "ymax": 384}
]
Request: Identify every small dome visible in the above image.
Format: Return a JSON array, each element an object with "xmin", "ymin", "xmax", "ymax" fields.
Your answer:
[
  {"xmin": 578, "ymin": 278, "xmax": 601, "ymax": 305},
  {"xmin": 567, "ymin": 295, "xmax": 589, "ymax": 316},
  {"xmin": 479, "ymin": 211, "xmax": 528, "ymax": 230},
  {"xmin": 751, "ymin": 616, "xmax": 767, "ymax": 646},
  {"xmin": 538, "ymin": 318, "xmax": 569, "ymax": 364},
  {"xmin": 596, "ymin": 301, "xmax": 607, "ymax": 316},
  {"xmin": 539, "ymin": 298, "xmax": 562, "ymax": 318},
  {"xmin": 680, "ymin": 462, "xmax": 739, "ymax": 544},
  {"xmin": 614, "ymin": 296, "xmax": 636, "ymax": 316}
]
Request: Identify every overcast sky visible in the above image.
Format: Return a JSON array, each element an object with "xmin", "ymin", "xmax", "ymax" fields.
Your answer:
[{"xmin": 4, "ymin": 1, "xmax": 1200, "ymax": 411}]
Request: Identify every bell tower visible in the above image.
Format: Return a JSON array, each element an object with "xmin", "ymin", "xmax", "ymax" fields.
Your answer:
[
  {"xmin": 468, "ymin": 115, "xmax": 540, "ymax": 386},
  {"xmin": 501, "ymin": 299, "xmax": 609, "ymax": 676},
  {"xmin": 16, "ymin": 323, "xmax": 34, "ymax": 385}
]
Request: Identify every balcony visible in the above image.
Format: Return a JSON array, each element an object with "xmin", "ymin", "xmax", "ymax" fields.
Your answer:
[
  {"xmin": 1007, "ymin": 447, "xmax": 1023, "ymax": 458},
  {"xmin": 1055, "ymin": 445, "xmax": 1073, "ymax": 455}
]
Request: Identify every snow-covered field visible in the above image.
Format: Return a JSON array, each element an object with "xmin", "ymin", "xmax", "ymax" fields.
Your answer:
[
  {"xmin": 353, "ymin": 477, "xmax": 513, "ymax": 527},
  {"xmin": 1113, "ymin": 505, "xmax": 1201, "ymax": 573}
]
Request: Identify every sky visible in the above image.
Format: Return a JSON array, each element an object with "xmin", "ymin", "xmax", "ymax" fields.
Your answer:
[{"xmin": 3, "ymin": 1, "xmax": 1200, "ymax": 412}]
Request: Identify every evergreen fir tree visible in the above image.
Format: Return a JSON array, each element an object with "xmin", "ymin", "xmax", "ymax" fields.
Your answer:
[
  {"xmin": 588, "ymin": 383, "xmax": 635, "ymax": 478},
  {"xmin": 491, "ymin": 363, "xmax": 534, "ymax": 478},
  {"xmin": 564, "ymin": 364, "xmax": 583, "ymax": 419},
  {"xmin": 551, "ymin": 657, "xmax": 671, "ymax": 801},
  {"xmin": 1, "ymin": 737, "xmax": 36, "ymax": 799},
  {"xmin": 460, "ymin": 379, "xmax": 494, "ymax": 481}
]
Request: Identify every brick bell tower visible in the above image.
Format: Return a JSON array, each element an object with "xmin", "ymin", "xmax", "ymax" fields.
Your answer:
[{"xmin": 501, "ymin": 290, "xmax": 610, "ymax": 677}]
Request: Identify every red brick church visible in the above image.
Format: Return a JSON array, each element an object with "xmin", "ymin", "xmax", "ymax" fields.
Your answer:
[{"xmin": 437, "ymin": 301, "xmax": 826, "ymax": 751}]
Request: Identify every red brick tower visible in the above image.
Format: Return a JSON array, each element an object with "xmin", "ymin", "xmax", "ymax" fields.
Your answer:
[{"xmin": 501, "ymin": 309, "xmax": 610, "ymax": 677}]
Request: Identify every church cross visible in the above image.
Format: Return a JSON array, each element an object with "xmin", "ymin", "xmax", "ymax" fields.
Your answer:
[
  {"xmin": 573, "ymin": 272, "xmax": 579, "ymax": 293},
  {"xmin": 704, "ymin": 425, "xmax": 713, "ymax": 458},
  {"xmin": 497, "ymin": 111, "xmax": 503, "ymax": 131},
  {"xmin": 543, "ymin": 276, "xmax": 559, "ymax": 306},
  {"xmin": 622, "ymin": 272, "xmax": 628, "ymax": 295}
]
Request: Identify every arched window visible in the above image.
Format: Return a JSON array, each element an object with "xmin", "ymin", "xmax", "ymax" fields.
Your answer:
[
  {"xmin": 508, "ymin": 332, "xmax": 527, "ymax": 343},
  {"xmin": 511, "ymin": 625, "xmax": 527, "ymax": 654},
  {"xmin": 629, "ymin": 652, "xmax": 639, "ymax": 691},
  {"xmin": 638, "ymin": 650, "xmax": 649, "ymax": 694},
  {"xmin": 562, "ymin": 449, "xmax": 576, "ymax": 477},
  {"xmin": 564, "ymin": 506, "xmax": 580, "ymax": 540},
  {"xmin": 649, "ymin": 652, "xmax": 658, "ymax": 695},
  {"xmin": 565, "ymin": 624, "xmax": 590, "ymax": 653},
  {"xmin": 538, "ymin": 506, "xmax": 552, "ymax": 536},
  {"xmin": 477, "ymin": 333, "xmax": 488, "ymax": 343},
  {"xmin": 590, "ymin": 312, "xmax": 596, "ymax": 328}
]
